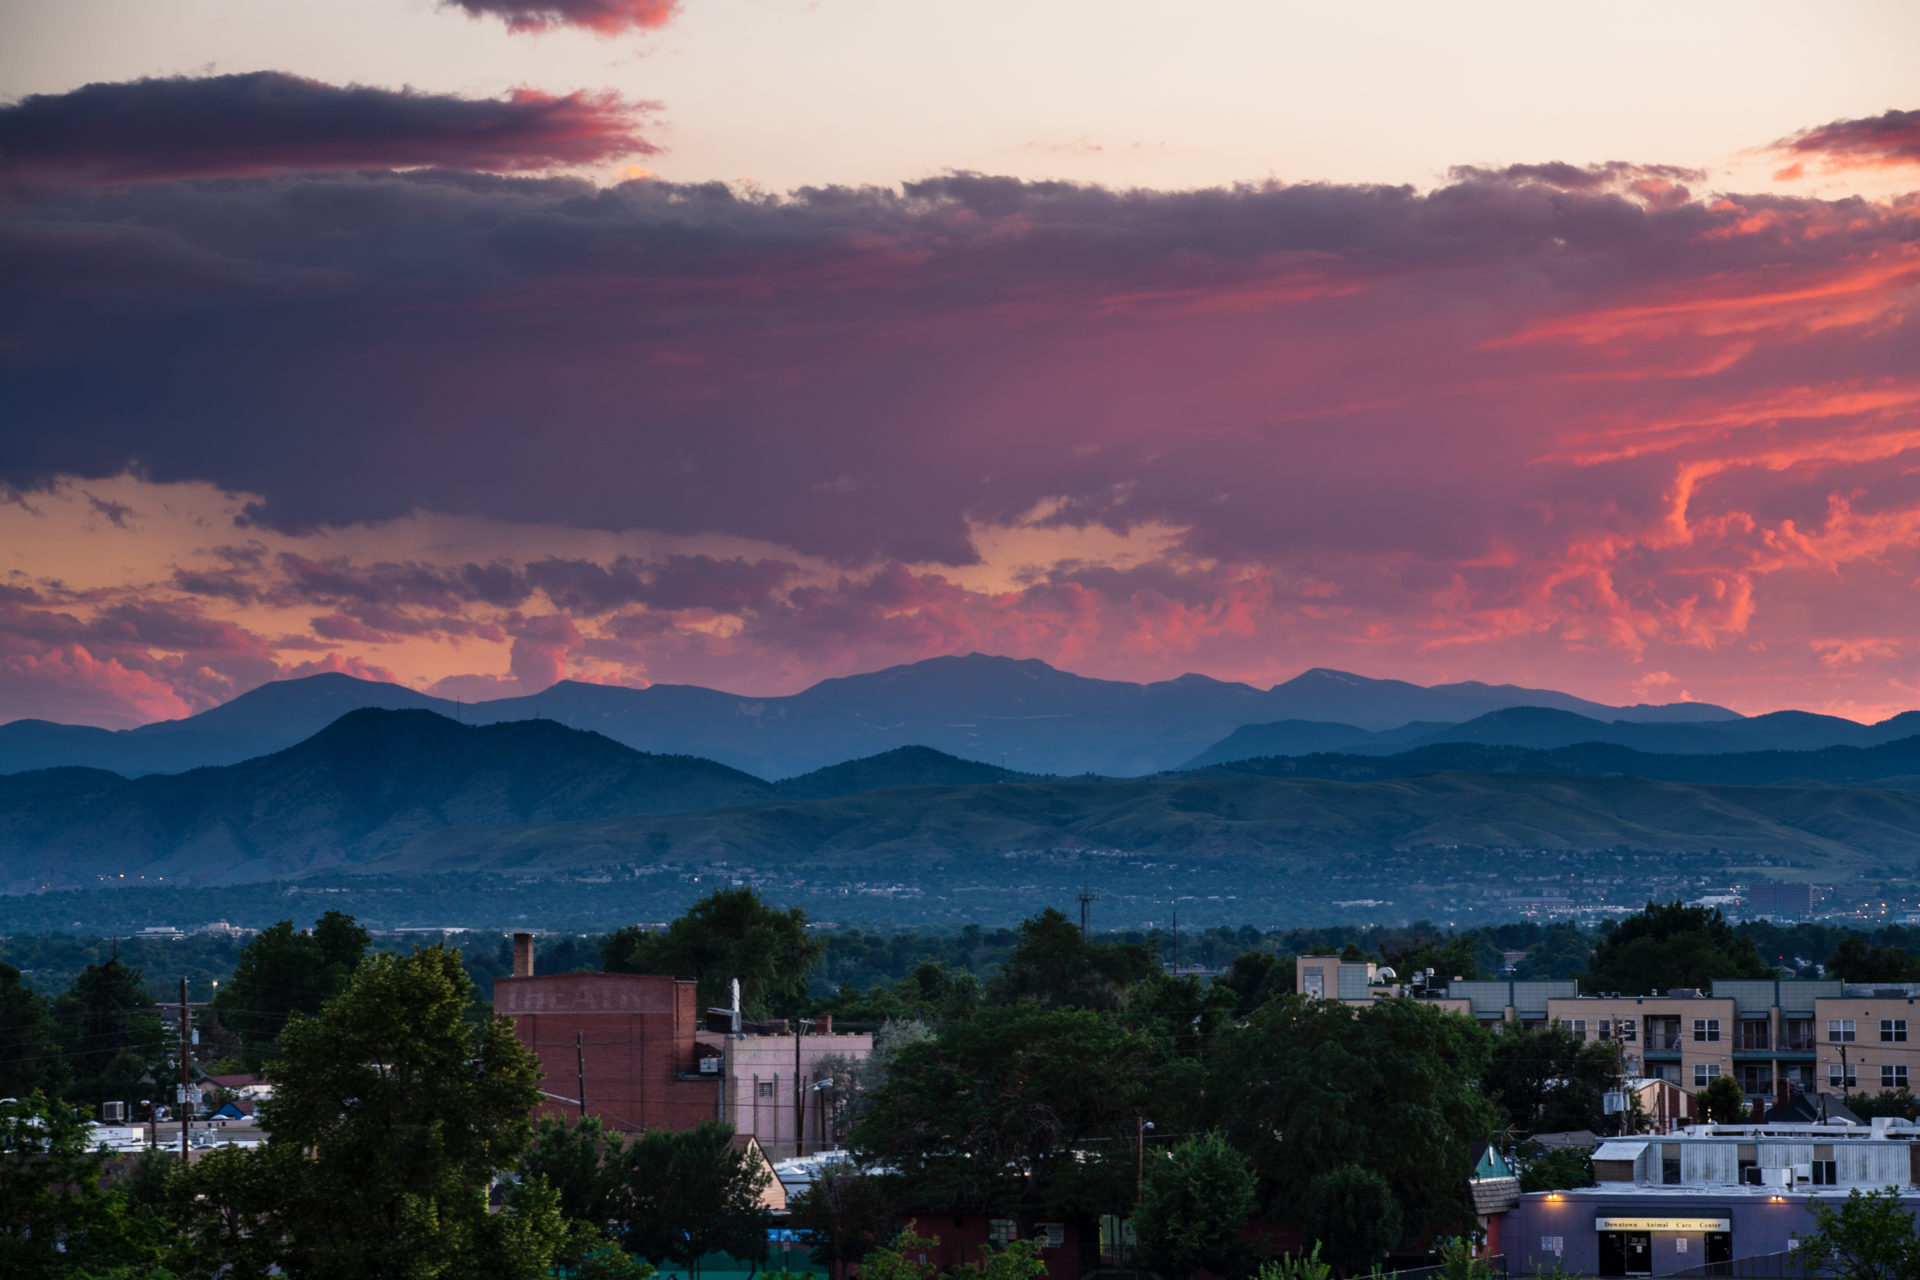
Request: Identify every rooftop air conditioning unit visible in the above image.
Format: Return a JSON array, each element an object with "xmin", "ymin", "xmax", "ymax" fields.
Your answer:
[{"xmin": 101, "ymin": 1101, "xmax": 127, "ymax": 1123}]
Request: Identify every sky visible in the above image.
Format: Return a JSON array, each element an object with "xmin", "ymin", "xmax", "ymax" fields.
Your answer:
[{"xmin": 2, "ymin": 1, "xmax": 1919, "ymax": 728}]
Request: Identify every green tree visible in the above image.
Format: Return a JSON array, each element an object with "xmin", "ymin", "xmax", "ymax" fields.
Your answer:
[
  {"xmin": 212, "ymin": 911, "xmax": 369, "ymax": 1069},
  {"xmin": 1298, "ymin": 1164, "xmax": 1401, "ymax": 1277},
  {"xmin": 1483, "ymin": 1024, "xmax": 1622, "ymax": 1137},
  {"xmin": 615, "ymin": 1121, "xmax": 771, "ymax": 1276},
  {"xmin": 180, "ymin": 945, "xmax": 565, "ymax": 1279},
  {"xmin": 1208, "ymin": 996, "xmax": 1495, "ymax": 1242},
  {"xmin": 50, "ymin": 956, "xmax": 169, "ymax": 1111},
  {"xmin": 987, "ymin": 909, "xmax": 1158, "ymax": 1010},
  {"xmin": 0, "ymin": 1092, "xmax": 162, "ymax": 1277},
  {"xmin": 1828, "ymin": 936, "xmax": 1920, "ymax": 983},
  {"xmin": 0, "ymin": 961, "xmax": 69, "ymax": 1100},
  {"xmin": 169, "ymin": 1144, "xmax": 282, "ymax": 1280},
  {"xmin": 602, "ymin": 888, "xmax": 823, "ymax": 1018},
  {"xmin": 1848, "ymin": 1089, "xmax": 1920, "ymax": 1121},
  {"xmin": 856, "ymin": 1226, "xmax": 1045, "ymax": 1280},
  {"xmin": 1581, "ymin": 902, "xmax": 1771, "ymax": 994},
  {"xmin": 1696, "ymin": 1073, "xmax": 1751, "ymax": 1124},
  {"xmin": 786, "ymin": 1163, "xmax": 899, "ymax": 1279},
  {"xmin": 1220, "ymin": 951, "xmax": 1294, "ymax": 1017},
  {"xmin": 515, "ymin": 1115, "xmax": 628, "ymax": 1231},
  {"xmin": 1799, "ymin": 1188, "xmax": 1920, "ymax": 1280},
  {"xmin": 852, "ymin": 1004, "xmax": 1162, "ymax": 1222},
  {"xmin": 812, "ymin": 961, "xmax": 983, "ymax": 1027},
  {"xmin": 1512, "ymin": 924, "xmax": 1592, "ymax": 981},
  {"xmin": 1134, "ymin": 1132, "xmax": 1257, "ymax": 1278},
  {"xmin": 1517, "ymin": 1148, "xmax": 1596, "ymax": 1193}
]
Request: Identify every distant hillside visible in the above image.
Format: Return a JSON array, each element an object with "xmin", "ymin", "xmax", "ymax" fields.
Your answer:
[
  {"xmin": 0, "ymin": 710, "xmax": 773, "ymax": 890},
  {"xmin": 0, "ymin": 654, "xmax": 1743, "ymax": 780},
  {"xmin": 360, "ymin": 770, "xmax": 1920, "ymax": 882},
  {"xmin": 1184, "ymin": 706, "xmax": 1920, "ymax": 768},
  {"xmin": 1184, "ymin": 736, "xmax": 1920, "ymax": 787},
  {"xmin": 11, "ymin": 707, "xmax": 1920, "ymax": 895},
  {"xmin": 773, "ymin": 745, "xmax": 1037, "ymax": 800}
]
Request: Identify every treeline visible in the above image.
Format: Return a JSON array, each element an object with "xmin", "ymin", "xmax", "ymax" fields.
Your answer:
[
  {"xmin": 18, "ymin": 909, "xmax": 1920, "ymax": 1010},
  {"xmin": 11, "ymin": 891, "xmax": 1920, "ymax": 1279}
]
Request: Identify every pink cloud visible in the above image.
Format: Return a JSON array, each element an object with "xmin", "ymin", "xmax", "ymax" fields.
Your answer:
[
  {"xmin": 443, "ymin": 0, "xmax": 680, "ymax": 35},
  {"xmin": 3, "ymin": 111, "xmax": 1920, "ymax": 726},
  {"xmin": 1771, "ymin": 108, "xmax": 1920, "ymax": 177}
]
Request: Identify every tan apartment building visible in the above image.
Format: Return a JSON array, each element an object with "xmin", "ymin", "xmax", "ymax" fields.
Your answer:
[
  {"xmin": 1814, "ymin": 990, "xmax": 1920, "ymax": 1097},
  {"xmin": 1298, "ymin": 960, "xmax": 1920, "ymax": 1107}
]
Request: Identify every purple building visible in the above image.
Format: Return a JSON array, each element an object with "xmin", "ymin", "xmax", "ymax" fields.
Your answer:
[{"xmin": 1507, "ymin": 1118, "xmax": 1920, "ymax": 1276}]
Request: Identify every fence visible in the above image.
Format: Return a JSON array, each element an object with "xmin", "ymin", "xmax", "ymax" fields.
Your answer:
[{"xmin": 1382, "ymin": 1255, "xmax": 1510, "ymax": 1280}]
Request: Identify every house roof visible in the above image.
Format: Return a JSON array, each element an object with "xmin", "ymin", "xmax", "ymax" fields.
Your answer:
[
  {"xmin": 1470, "ymin": 1177, "xmax": 1521, "ymax": 1216},
  {"xmin": 1529, "ymin": 1129, "xmax": 1601, "ymax": 1151},
  {"xmin": 1768, "ymin": 1091, "xmax": 1862, "ymax": 1125}
]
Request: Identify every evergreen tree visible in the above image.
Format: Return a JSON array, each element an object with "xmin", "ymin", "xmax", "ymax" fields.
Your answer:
[
  {"xmin": 0, "ymin": 961, "xmax": 69, "ymax": 1100},
  {"xmin": 50, "ymin": 956, "xmax": 168, "ymax": 1111},
  {"xmin": 213, "ymin": 910, "xmax": 369, "ymax": 1069}
]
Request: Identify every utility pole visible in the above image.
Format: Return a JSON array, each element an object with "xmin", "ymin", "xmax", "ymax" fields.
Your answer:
[
  {"xmin": 794, "ymin": 1017, "xmax": 807, "ymax": 1157},
  {"xmin": 1076, "ymin": 887, "xmax": 1098, "ymax": 941},
  {"xmin": 576, "ymin": 1031, "xmax": 587, "ymax": 1119},
  {"xmin": 179, "ymin": 977, "xmax": 191, "ymax": 1161},
  {"xmin": 1135, "ymin": 1117, "xmax": 1153, "ymax": 1202}
]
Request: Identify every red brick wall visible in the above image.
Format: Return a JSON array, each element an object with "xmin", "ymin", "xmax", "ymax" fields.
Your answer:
[{"xmin": 495, "ymin": 974, "xmax": 717, "ymax": 1133}]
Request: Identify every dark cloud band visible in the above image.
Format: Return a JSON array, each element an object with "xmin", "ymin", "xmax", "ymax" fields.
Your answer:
[{"xmin": 0, "ymin": 71, "xmax": 655, "ymax": 187}]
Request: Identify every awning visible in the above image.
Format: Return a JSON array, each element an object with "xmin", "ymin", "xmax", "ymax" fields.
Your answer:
[{"xmin": 1591, "ymin": 1141, "xmax": 1649, "ymax": 1161}]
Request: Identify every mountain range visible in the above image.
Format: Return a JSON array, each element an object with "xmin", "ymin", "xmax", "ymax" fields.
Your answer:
[
  {"xmin": 10, "ymin": 706, "xmax": 1920, "ymax": 893},
  {"xmin": 0, "ymin": 654, "xmax": 1758, "ymax": 779},
  {"xmin": 1183, "ymin": 705, "xmax": 1920, "ymax": 767}
]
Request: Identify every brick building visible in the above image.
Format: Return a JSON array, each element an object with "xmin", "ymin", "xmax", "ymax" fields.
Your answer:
[{"xmin": 493, "ymin": 933, "xmax": 720, "ymax": 1133}]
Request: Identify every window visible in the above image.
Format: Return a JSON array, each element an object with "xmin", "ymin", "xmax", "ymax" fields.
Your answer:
[
  {"xmin": 1694, "ymin": 1018, "xmax": 1721, "ymax": 1042},
  {"xmin": 1884, "ymin": 1064, "xmax": 1909, "ymax": 1089},
  {"xmin": 1811, "ymin": 1160, "xmax": 1838, "ymax": 1186},
  {"xmin": 988, "ymin": 1220, "xmax": 1018, "ymax": 1246},
  {"xmin": 1829, "ymin": 1062, "xmax": 1858, "ymax": 1089},
  {"xmin": 1303, "ymin": 967, "xmax": 1325, "ymax": 998},
  {"xmin": 1599, "ymin": 1018, "xmax": 1613, "ymax": 1041},
  {"xmin": 1568, "ymin": 1019, "xmax": 1587, "ymax": 1039},
  {"xmin": 1738, "ymin": 1020, "xmax": 1770, "ymax": 1050},
  {"xmin": 1881, "ymin": 1019, "xmax": 1908, "ymax": 1043},
  {"xmin": 1830, "ymin": 1019, "xmax": 1857, "ymax": 1043},
  {"xmin": 1737, "ymin": 1063, "xmax": 1772, "ymax": 1094},
  {"xmin": 1695, "ymin": 1063, "xmax": 1722, "ymax": 1087},
  {"xmin": 756, "ymin": 1081, "xmax": 775, "ymax": 1098}
]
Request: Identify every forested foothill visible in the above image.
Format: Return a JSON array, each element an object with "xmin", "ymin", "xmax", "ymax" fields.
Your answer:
[{"xmin": 9, "ymin": 893, "xmax": 1920, "ymax": 1276}]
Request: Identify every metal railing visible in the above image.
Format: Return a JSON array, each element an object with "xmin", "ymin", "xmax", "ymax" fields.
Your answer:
[{"xmin": 1667, "ymin": 1249, "xmax": 1819, "ymax": 1279}]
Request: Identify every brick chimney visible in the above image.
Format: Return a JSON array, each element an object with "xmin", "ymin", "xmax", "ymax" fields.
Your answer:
[{"xmin": 512, "ymin": 932, "xmax": 535, "ymax": 979}]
